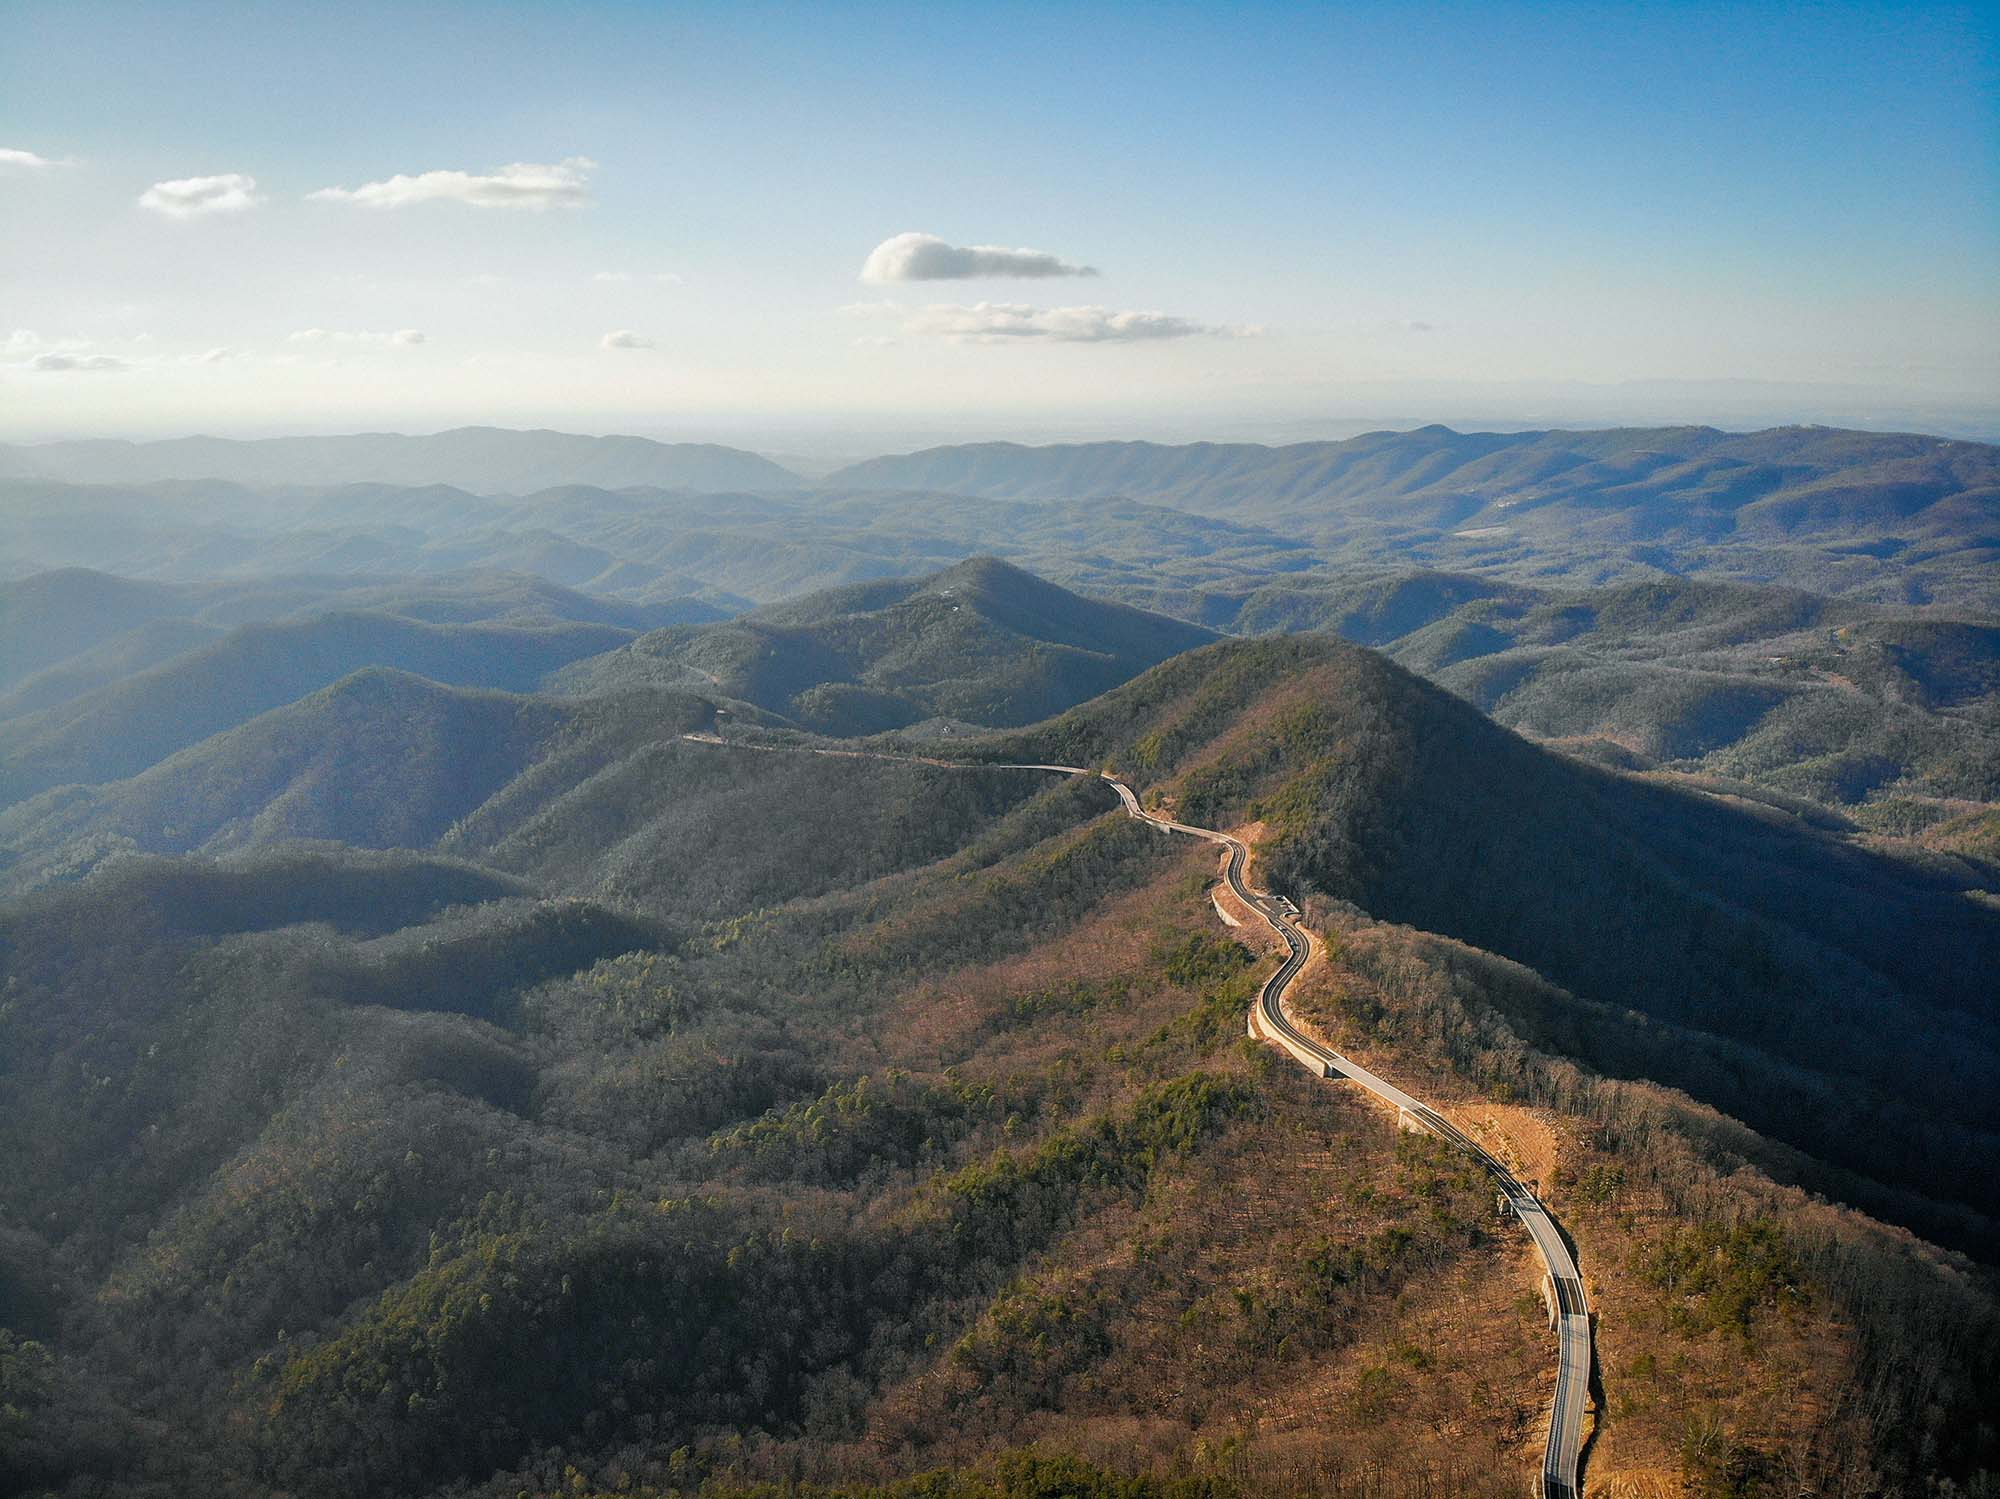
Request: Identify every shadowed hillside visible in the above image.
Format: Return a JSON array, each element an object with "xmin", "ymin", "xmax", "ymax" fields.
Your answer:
[
  {"xmin": 0, "ymin": 674, "xmax": 1063, "ymax": 922},
  {"xmin": 0, "ymin": 567, "xmax": 724, "ymax": 715},
  {"xmin": 0, "ymin": 611, "xmax": 640, "ymax": 807}
]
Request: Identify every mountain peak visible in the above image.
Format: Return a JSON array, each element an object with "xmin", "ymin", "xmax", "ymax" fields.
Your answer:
[
  {"xmin": 924, "ymin": 555, "xmax": 1041, "ymax": 595},
  {"xmin": 559, "ymin": 558, "xmax": 1213, "ymax": 734}
]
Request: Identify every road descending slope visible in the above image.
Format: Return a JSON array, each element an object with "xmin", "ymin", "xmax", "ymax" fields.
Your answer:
[{"xmin": 681, "ymin": 732, "xmax": 1594, "ymax": 1497}]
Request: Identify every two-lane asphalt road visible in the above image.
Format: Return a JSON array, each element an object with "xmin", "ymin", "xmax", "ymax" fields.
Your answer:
[{"xmin": 678, "ymin": 734, "xmax": 1592, "ymax": 1496}]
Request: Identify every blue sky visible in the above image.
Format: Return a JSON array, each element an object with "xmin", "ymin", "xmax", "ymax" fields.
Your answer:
[{"xmin": 2, "ymin": 0, "xmax": 1994, "ymax": 446}]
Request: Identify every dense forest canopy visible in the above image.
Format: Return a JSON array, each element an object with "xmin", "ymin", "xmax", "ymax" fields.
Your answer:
[{"xmin": 1, "ymin": 431, "xmax": 1996, "ymax": 1499}]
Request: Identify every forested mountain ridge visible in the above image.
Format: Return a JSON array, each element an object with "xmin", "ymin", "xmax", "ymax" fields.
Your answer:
[
  {"xmin": 0, "ymin": 564, "xmax": 1214, "ymax": 877},
  {"xmin": 0, "ymin": 671, "xmax": 1070, "ymax": 914},
  {"xmin": 555, "ymin": 557, "xmax": 1218, "ymax": 734},
  {"xmin": 1092, "ymin": 568, "xmax": 2000, "ymax": 829},
  {"xmin": 0, "ymin": 610, "xmax": 640, "ymax": 808},
  {"xmin": 13, "ymin": 550, "xmax": 1991, "ymax": 847}
]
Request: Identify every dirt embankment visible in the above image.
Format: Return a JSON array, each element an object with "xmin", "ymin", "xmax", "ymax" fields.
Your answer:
[{"xmin": 1458, "ymin": 1103, "xmax": 1563, "ymax": 1197}]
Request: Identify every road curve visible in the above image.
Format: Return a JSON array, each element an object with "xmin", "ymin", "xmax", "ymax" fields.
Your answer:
[{"xmin": 677, "ymin": 735, "xmax": 1591, "ymax": 1496}]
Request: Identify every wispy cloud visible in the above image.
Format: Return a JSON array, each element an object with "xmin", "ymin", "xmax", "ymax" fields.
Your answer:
[
  {"xmin": 138, "ymin": 173, "xmax": 259, "ymax": 218},
  {"xmin": 594, "ymin": 270, "xmax": 682, "ymax": 284},
  {"xmin": 901, "ymin": 302, "xmax": 1242, "ymax": 343},
  {"xmin": 30, "ymin": 352, "xmax": 127, "ymax": 372},
  {"xmin": 309, "ymin": 157, "xmax": 595, "ymax": 210},
  {"xmin": 288, "ymin": 328, "xmax": 426, "ymax": 346},
  {"xmin": 1, "ymin": 147, "xmax": 71, "ymax": 171},
  {"xmin": 600, "ymin": 329, "xmax": 654, "ymax": 350},
  {"xmin": 861, "ymin": 232, "xmax": 1097, "ymax": 283}
]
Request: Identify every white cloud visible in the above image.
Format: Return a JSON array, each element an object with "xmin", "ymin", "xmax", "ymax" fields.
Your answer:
[
  {"xmin": 595, "ymin": 270, "xmax": 683, "ymax": 284},
  {"xmin": 287, "ymin": 327, "xmax": 426, "ymax": 346},
  {"xmin": 5, "ymin": 330, "xmax": 44, "ymax": 354},
  {"xmin": 30, "ymin": 352, "xmax": 126, "ymax": 372},
  {"xmin": 138, "ymin": 173, "xmax": 259, "ymax": 218},
  {"xmin": 861, "ymin": 232, "xmax": 1097, "ymax": 283},
  {"xmin": 901, "ymin": 302, "xmax": 1241, "ymax": 344},
  {"xmin": 600, "ymin": 329, "xmax": 654, "ymax": 350},
  {"xmin": 309, "ymin": 157, "xmax": 595, "ymax": 210},
  {"xmin": 1, "ymin": 147, "xmax": 70, "ymax": 170},
  {"xmin": 194, "ymin": 347, "xmax": 235, "ymax": 364}
]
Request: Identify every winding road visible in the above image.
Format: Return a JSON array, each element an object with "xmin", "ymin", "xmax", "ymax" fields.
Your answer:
[
  {"xmin": 680, "ymin": 735, "xmax": 1593, "ymax": 1497},
  {"xmin": 1089, "ymin": 772, "xmax": 1592, "ymax": 1499}
]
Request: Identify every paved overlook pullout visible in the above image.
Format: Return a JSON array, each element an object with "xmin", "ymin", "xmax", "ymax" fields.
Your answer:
[{"xmin": 680, "ymin": 735, "xmax": 1594, "ymax": 1498}]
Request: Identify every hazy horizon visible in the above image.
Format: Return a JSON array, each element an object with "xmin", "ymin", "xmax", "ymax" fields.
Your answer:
[
  {"xmin": 5, "ymin": 1, "xmax": 1995, "ymax": 447},
  {"xmin": 5, "ymin": 380, "xmax": 1998, "ymax": 465}
]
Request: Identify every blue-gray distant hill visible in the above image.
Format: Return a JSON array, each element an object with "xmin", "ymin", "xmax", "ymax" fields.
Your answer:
[
  {"xmin": 0, "ymin": 426, "xmax": 804, "ymax": 495},
  {"xmin": 827, "ymin": 425, "xmax": 2000, "ymax": 608}
]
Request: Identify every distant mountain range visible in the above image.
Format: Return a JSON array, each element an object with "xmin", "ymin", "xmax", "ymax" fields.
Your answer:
[
  {"xmin": 825, "ymin": 423, "xmax": 1993, "ymax": 518},
  {"xmin": 3, "ymin": 422, "xmax": 1992, "ymax": 608},
  {"xmin": 0, "ymin": 426, "xmax": 805, "ymax": 494},
  {"xmin": 831, "ymin": 424, "xmax": 2000, "ymax": 606}
]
